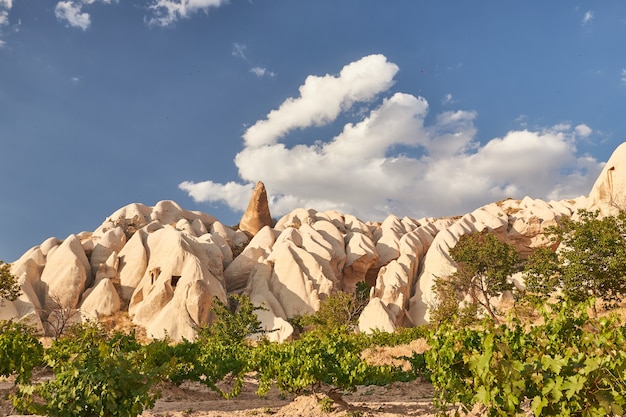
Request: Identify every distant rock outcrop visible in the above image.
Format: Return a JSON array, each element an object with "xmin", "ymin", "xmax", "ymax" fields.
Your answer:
[
  {"xmin": 239, "ymin": 181, "xmax": 273, "ymax": 236},
  {"xmin": 6, "ymin": 143, "xmax": 626, "ymax": 341}
]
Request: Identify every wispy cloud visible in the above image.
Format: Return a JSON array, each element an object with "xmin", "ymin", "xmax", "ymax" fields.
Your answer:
[
  {"xmin": 250, "ymin": 66, "xmax": 275, "ymax": 78},
  {"xmin": 441, "ymin": 93, "xmax": 456, "ymax": 105},
  {"xmin": 0, "ymin": 0, "xmax": 12, "ymax": 46},
  {"xmin": 233, "ymin": 43, "xmax": 276, "ymax": 79},
  {"xmin": 146, "ymin": 0, "xmax": 228, "ymax": 26},
  {"xmin": 232, "ymin": 42, "xmax": 247, "ymax": 60},
  {"xmin": 621, "ymin": 69, "xmax": 626, "ymax": 84},
  {"xmin": 582, "ymin": 10, "xmax": 593, "ymax": 25},
  {"xmin": 180, "ymin": 55, "xmax": 603, "ymax": 221}
]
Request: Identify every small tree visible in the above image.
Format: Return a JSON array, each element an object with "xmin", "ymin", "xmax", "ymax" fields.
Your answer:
[
  {"xmin": 0, "ymin": 261, "xmax": 20, "ymax": 303},
  {"xmin": 41, "ymin": 293, "xmax": 81, "ymax": 339},
  {"xmin": 525, "ymin": 209, "xmax": 626, "ymax": 315},
  {"xmin": 297, "ymin": 281, "xmax": 370, "ymax": 331},
  {"xmin": 432, "ymin": 232, "xmax": 521, "ymax": 323},
  {"xmin": 183, "ymin": 294, "xmax": 265, "ymax": 398}
]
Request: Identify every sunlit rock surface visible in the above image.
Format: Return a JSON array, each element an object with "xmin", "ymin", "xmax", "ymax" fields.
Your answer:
[{"xmin": 8, "ymin": 143, "xmax": 626, "ymax": 340}]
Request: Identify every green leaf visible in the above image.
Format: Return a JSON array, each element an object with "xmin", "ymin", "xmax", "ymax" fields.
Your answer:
[{"xmin": 562, "ymin": 374, "xmax": 586, "ymax": 400}]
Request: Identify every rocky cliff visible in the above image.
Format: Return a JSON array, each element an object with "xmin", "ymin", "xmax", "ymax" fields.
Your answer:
[{"xmin": 4, "ymin": 144, "xmax": 625, "ymax": 341}]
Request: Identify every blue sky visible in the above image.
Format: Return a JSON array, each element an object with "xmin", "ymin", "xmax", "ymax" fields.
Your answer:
[{"xmin": 1, "ymin": 1, "xmax": 625, "ymax": 262}]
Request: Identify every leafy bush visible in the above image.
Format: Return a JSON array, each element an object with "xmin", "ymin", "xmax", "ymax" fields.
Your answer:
[
  {"xmin": 0, "ymin": 260, "xmax": 20, "ymax": 303},
  {"xmin": 295, "ymin": 281, "xmax": 370, "ymax": 332},
  {"xmin": 0, "ymin": 320, "xmax": 43, "ymax": 384},
  {"xmin": 426, "ymin": 302, "xmax": 626, "ymax": 416},
  {"xmin": 525, "ymin": 209, "xmax": 626, "ymax": 314},
  {"xmin": 254, "ymin": 327, "xmax": 407, "ymax": 396},
  {"xmin": 13, "ymin": 322, "xmax": 166, "ymax": 417},
  {"xmin": 171, "ymin": 294, "xmax": 264, "ymax": 398},
  {"xmin": 431, "ymin": 232, "xmax": 521, "ymax": 325},
  {"xmin": 364, "ymin": 325, "xmax": 430, "ymax": 347}
]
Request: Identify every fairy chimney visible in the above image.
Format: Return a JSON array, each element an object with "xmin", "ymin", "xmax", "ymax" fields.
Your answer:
[{"xmin": 239, "ymin": 181, "xmax": 273, "ymax": 236}]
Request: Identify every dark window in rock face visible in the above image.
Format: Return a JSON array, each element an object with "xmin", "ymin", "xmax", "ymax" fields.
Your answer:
[
  {"xmin": 150, "ymin": 268, "xmax": 161, "ymax": 285},
  {"xmin": 171, "ymin": 275, "xmax": 181, "ymax": 288}
]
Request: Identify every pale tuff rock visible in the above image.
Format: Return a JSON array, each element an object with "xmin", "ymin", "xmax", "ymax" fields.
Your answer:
[
  {"xmin": 268, "ymin": 240, "xmax": 334, "ymax": 317},
  {"xmin": 211, "ymin": 221, "xmax": 250, "ymax": 248},
  {"xmin": 274, "ymin": 208, "xmax": 318, "ymax": 231},
  {"xmin": 94, "ymin": 251, "xmax": 119, "ymax": 283},
  {"xmin": 343, "ymin": 231, "xmax": 378, "ymax": 293},
  {"xmin": 312, "ymin": 219, "xmax": 347, "ymax": 280},
  {"xmin": 150, "ymin": 200, "xmax": 217, "ymax": 227},
  {"xmin": 590, "ymin": 142, "xmax": 626, "ymax": 209},
  {"xmin": 0, "ymin": 299, "xmax": 19, "ymax": 321},
  {"xmin": 224, "ymin": 226, "xmax": 276, "ymax": 292},
  {"xmin": 239, "ymin": 181, "xmax": 273, "ymax": 236},
  {"xmin": 129, "ymin": 225, "xmax": 227, "ymax": 340},
  {"xmin": 39, "ymin": 234, "xmax": 92, "ymax": 312},
  {"xmin": 209, "ymin": 230, "xmax": 234, "ymax": 268},
  {"xmin": 80, "ymin": 278, "xmax": 121, "ymax": 319},
  {"xmin": 245, "ymin": 261, "xmax": 294, "ymax": 342},
  {"xmin": 406, "ymin": 197, "xmax": 587, "ymax": 325},
  {"xmin": 358, "ymin": 297, "xmax": 396, "ymax": 334},
  {"xmin": 106, "ymin": 202, "xmax": 152, "ymax": 230},
  {"xmin": 8, "ymin": 143, "xmax": 626, "ymax": 341},
  {"xmin": 117, "ymin": 229, "xmax": 149, "ymax": 301}
]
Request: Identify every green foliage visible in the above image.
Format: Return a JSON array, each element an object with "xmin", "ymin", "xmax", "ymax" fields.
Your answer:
[
  {"xmin": 0, "ymin": 260, "xmax": 20, "ymax": 303},
  {"xmin": 0, "ymin": 321, "xmax": 43, "ymax": 384},
  {"xmin": 525, "ymin": 209, "xmax": 626, "ymax": 313},
  {"xmin": 431, "ymin": 232, "xmax": 521, "ymax": 324},
  {"xmin": 13, "ymin": 322, "xmax": 166, "ymax": 417},
  {"xmin": 425, "ymin": 302, "xmax": 626, "ymax": 416},
  {"xmin": 173, "ymin": 294, "xmax": 265, "ymax": 398},
  {"xmin": 254, "ymin": 327, "xmax": 407, "ymax": 396},
  {"xmin": 364, "ymin": 325, "xmax": 430, "ymax": 347},
  {"xmin": 297, "ymin": 281, "xmax": 370, "ymax": 331}
]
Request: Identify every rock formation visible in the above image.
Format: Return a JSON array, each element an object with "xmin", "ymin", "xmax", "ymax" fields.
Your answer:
[
  {"xmin": 239, "ymin": 181, "xmax": 273, "ymax": 236},
  {"xmin": 6, "ymin": 143, "xmax": 626, "ymax": 341}
]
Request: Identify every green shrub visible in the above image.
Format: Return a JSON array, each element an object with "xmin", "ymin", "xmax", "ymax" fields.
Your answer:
[
  {"xmin": 13, "ymin": 322, "xmax": 166, "ymax": 417},
  {"xmin": 0, "ymin": 320, "xmax": 43, "ymax": 384}
]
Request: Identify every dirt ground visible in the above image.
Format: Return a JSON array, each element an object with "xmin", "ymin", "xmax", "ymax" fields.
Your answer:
[
  {"xmin": 1, "ymin": 376, "xmax": 452, "ymax": 417},
  {"xmin": 0, "ymin": 339, "xmax": 480, "ymax": 417}
]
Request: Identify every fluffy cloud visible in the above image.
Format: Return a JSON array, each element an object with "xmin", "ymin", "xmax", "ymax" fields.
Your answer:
[
  {"xmin": 243, "ymin": 54, "xmax": 399, "ymax": 148},
  {"xmin": 54, "ymin": 0, "xmax": 113, "ymax": 30},
  {"xmin": 575, "ymin": 124, "xmax": 592, "ymax": 137},
  {"xmin": 180, "ymin": 55, "xmax": 604, "ymax": 222},
  {"xmin": 55, "ymin": 1, "xmax": 91, "ymax": 30},
  {"xmin": 147, "ymin": 0, "xmax": 228, "ymax": 26},
  {"xmin": 582, "ymin": 11, "xmax": 593, "ymax": 25}
]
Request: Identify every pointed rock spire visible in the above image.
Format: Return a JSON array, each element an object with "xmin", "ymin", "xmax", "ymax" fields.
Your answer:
[{"xmin": 239, "ymin": 181, "xmax": 273, "ymax": 236}]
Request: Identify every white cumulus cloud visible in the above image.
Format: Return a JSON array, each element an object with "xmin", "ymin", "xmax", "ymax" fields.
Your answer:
[
  {"xmin": 180, "ymin": 55, "xmax": 604, "ymax": 222},
  {"xmin": 243, "ymin": 54, "xmax": 399, "ymax": 148},
  {"xmin": 54, "ymin": 0, "xmax": 114, "ymax": 30},
  {"xmin": 55, "ymin": 1, "xmax": 91, "ymax": 30},
  {"xmin": 575, "ymin": 124, "xmax": 592, "ymax": 137},
  {"xmin": 147, "ymin": 0, "xmax": 228, "ymax": 26}
]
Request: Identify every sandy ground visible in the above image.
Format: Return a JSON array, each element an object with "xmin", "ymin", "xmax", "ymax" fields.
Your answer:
[
  {"xmin": 144, "ymin": 378, "xmax": 439, "ymax": 417},
  {"xmin": 1, "ymin": 377, "xmax": 446, "ymax": 417}
]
